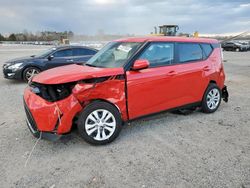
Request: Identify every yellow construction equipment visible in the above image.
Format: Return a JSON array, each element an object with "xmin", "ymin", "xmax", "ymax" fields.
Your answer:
[
  {"xmin": 193, "ymin": 31, "xmax": 199, "ymax": 38},
  {"xmin": 151, "ymin": 25, "xmax": 199, "ymax": 38},
  {"xmin": 151, "ymin": 25, "xmax": 179, "ymax": 36}
]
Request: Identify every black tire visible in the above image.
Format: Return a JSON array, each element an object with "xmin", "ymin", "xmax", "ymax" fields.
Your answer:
[
  {"xmin": 202, "ymin": 83, "xmax": 222, "ymax": 113},
  {"xmin": 23, "ymin": 67, "xmax": 41, "ymax": 82},
  {"xmin": 77, "ymin": 101, "xmax": 122, "ymax": 145}
]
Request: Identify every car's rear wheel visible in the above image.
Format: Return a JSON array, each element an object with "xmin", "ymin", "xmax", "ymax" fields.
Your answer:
[
  {"xmin": 202, "ymin": 83, "xmax": 222, "ymax": 113},
  {"xmin": 77, "ymin": 101, "xmax": 122, "ymax": 145},
  {"xmin": 23, "ymin": 67, "xmax": 40, "ymax": 82}
]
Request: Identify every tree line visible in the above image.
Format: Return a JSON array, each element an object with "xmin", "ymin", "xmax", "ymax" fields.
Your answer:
[{"xmin": 0, "ymin": 31, "xmax": 74, "ymax": 41}]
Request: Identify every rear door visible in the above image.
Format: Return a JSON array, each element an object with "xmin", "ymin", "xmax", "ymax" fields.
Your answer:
[
  {"xmin": 46, "ymin": 48, "xmax": 74, "ymax": 69},
  {"xmin": 173, "ymin": 42, "xmax": 210, "ymax": 103}
]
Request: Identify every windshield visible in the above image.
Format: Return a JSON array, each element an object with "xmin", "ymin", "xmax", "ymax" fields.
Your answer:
[
  {"xmin": 86, "ymin": 42, "xmax": 142, "ymax": 68},
  {"xmin": 35, "ymin": 47, "xmax": 57, "ymax": 58}
]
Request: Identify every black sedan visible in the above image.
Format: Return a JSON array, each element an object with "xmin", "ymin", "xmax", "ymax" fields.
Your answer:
[
  {"xmin": 3, "ymin": 46, "xmax": 98, "ymax": 82},
  {"xmin": 221, "ymin": 41, "xmax": 248, "ymax": 52}
]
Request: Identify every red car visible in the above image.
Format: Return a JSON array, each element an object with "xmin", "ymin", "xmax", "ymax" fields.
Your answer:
[{"xmin": 24, "ymin": 37, "xmax": 229, "ymax": 145}]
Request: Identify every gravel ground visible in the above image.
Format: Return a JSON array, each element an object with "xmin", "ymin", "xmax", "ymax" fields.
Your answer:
[{"xmin": 0, "ymin": 45, "xmax": 250, "ymax": 188}]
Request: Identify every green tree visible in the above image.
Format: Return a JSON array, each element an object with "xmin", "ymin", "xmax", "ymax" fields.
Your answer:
[
  {"xmin": 0, "ymin": 33, "xmax": 5, "ymax": 41},
  {"xmin": 8, "ymin": 33, "xmax": 17, "ymax": 41}
]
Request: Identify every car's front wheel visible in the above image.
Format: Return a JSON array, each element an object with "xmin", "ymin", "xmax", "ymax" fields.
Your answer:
[
  {"xmin": 77, "ymin": 101, "xmax": 122, "ymax": 145},
  {"xmin": 23, "ymin": 67, "xmax": 41, "ymax": 82},
  {"xmin": 202, "ymin": 83, "xmax": 222, "ymax": 113},
  {"xmin": 235, "ymin": 48, "xmax": 240, "ymax": 52}
]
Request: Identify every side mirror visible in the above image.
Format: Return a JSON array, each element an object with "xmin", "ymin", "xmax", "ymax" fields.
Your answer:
[
  {"xmin": 48, "ymin": 55, "xmax": 54, "ymax": 61},
  {"xmin": 132, "ymin": 59, "xmax": 149, "ymax": 71}
]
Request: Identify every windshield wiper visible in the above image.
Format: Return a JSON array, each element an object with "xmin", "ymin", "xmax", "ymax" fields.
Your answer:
[
  {"xmin": 85, "ymin": 63, "xmax": 98, "ymax": 67},
  {"xmin": 85, "ymin": 63, "xmax": 105, "ymax": 68}
]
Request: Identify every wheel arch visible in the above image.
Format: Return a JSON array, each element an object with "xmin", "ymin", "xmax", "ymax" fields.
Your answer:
[
  {"xmin": 209, "ymin": 80, "xmax": 217, "ymax": 85},
  {"xmin": 22, "ymin": 65, "xmax": 41, "ymax": 80},
  {"xmin": 86, "ymin": 99, "xmax": 122, "ymax": 117},
  {"xmin": 202, "ymin": 80, "xmax": 218, "ymax": 101}
]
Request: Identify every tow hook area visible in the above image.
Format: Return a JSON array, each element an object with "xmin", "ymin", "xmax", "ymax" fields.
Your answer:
[{"xmin": 222, "ymin": 85, "xmax": 229, "ymax": 102}]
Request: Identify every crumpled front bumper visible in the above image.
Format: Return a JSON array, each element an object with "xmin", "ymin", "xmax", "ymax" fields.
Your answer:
[{"xmin": 23, "ymin": 87, "xmax": 82, "ymax": 139}]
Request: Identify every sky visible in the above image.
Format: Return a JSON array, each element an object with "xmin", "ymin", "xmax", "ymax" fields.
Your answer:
[{"xmin": 0, "ymin": 0, "xmax": 249, "ymax": 35}]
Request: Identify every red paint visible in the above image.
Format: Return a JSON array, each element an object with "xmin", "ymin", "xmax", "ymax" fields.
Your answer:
[
  {"xmin": 72, "ymin": 79, "xmax": 127, "ymax": 121},
  {"xmin": 24, "ymin": 87, "xmax": 82, "ymax": 134},
  {"xmin": 32, "ymin": 64, "xmax": 124, "ymax": 84},
  {"xmin": 115, "ymin": 36, "xmax": 218, "ymax": 44},
  {"xmin": 132, "ymin": 59, "xmax": 149, "ymax": 70},
  {"xmin": 24, "ymin": 36, "xmax": 226, "ymax": 135}
]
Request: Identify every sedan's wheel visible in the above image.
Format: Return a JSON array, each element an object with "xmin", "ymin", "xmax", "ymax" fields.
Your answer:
[
  {"xmin": 202, "ymin": 83, "xmax": 222, "ymax": 113},
  {"xmin": 23, "ymin": 67, "xmax": 40, "ymax": 82},
  {"xmin": 235, "ymin": 48, "xmax": 240, "ymax": 52},
  {"xmin": 77, "ymin": 101, "xmax": 122, "ymax": 145}
]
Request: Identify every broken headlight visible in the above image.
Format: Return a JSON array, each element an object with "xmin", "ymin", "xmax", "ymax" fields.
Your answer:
[{"xmin": 29, "ymin": 82, "xmax": 76, "ymax": 102}]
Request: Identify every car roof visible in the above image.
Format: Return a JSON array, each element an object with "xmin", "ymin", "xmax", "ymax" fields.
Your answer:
[
  {"xmin": 115, "ymin": 36, "xmax": 219, "ymax": 44},
  {"xmin": 54, "ymin": 45, "xmax": 98, "ymax": 51}
]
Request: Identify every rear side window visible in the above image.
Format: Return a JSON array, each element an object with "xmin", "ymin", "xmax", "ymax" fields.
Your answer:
[
  {"xmin": 178, "ymin": 43, "xmax": 202, "ymax": 63},
  {"xmin": 73, "ymin": 48, "xmax": 96, "ymax": 56},
  {"xmin": 201, "ymin": 43, "xmax": 213, "ymax": 58},
  {"xmin": 53, "ymin": 49, "xmax": 73, "ymax": 57},
  {"xmin": 138, "ymin": 42, "xmax": 174, "ymax": 67}
]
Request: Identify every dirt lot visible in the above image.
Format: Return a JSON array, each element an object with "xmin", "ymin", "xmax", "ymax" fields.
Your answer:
[{"xmin": 0, "ymin": 44, "xmax": 250, "ymax": 188}]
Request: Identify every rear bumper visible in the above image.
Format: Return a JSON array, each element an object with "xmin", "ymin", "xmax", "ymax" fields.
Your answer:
[
  {"xmin": 222, "ymin": 85, "xmax": 229, "ymax": 102},
  {"xmin": 23, "ymin": 87, "xmax": 82, "ymax": 138}
]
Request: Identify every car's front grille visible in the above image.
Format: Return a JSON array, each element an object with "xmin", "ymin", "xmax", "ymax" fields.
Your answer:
[{"xmin": 23, "ymin": 99, "xmax": 38, "ymax": 133}]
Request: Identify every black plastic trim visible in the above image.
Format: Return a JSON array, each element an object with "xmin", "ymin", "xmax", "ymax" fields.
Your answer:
[{"xmin": 127, "ymin": 101, "xmax": 201, "ymax": 122}]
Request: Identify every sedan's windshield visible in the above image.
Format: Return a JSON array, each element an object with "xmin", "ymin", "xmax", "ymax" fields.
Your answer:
[
  {"xmin": 86, "ymin": 42, "xmax": 142, "ymax": 68},
  {"xmin": 35, "ymin": 47, "xmax": 57, "ymax": 58}
]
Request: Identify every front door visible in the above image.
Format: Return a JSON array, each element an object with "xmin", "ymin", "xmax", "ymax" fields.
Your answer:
[{"xmin": 126, "ymin": 42, "xmax": 178, "ymax": 119}]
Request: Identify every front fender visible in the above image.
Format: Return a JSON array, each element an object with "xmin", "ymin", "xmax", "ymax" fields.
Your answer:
[{"xmin": 72, "ymin": 78, "xmax": 128, "ymax": 121}]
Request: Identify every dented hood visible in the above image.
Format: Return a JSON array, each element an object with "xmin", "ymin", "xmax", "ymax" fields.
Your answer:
[{"xmin": 32, "ymin": 64, "xmax": 124, "ymax": 84}]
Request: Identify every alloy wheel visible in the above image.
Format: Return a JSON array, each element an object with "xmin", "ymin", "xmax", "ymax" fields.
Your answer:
[
  {"xmin": 206, "ymin": 88, "xmax": 220, "ymax": 110},
  {"xmin": 85, "ymin": 109, "xmax": 116, "ymax": 141},
  {"xmin": 26, "ymin": 68, "xmax": 40, "ymax": 81}
]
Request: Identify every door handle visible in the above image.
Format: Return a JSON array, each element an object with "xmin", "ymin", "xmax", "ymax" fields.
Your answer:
[
  {"xmin": 203, "ymin": 66, "xmax": 210, "ymax": 71},
  {"xmin": 166, "ymin": 70, "xmax": 177, "ymax": 76},
  {"xmin": 67, "ymin": 59, "xmax": 74, "ymax": 62}
]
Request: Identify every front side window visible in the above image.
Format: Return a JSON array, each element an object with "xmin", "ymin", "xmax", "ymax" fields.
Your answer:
[
  {"xmin": 53, "ymin": 49, "xmax": 73, "ymax": 57},
  {"xmin": 138, "ymin": 43, "xmax": 174, "ymax": 67},
  {"xmin": 86, "ymin": 42, "xmax": 142, "ymax": 68},
  {"xmin": 178, "ymin": 43, "xmax": 202, "ymax": 63}
]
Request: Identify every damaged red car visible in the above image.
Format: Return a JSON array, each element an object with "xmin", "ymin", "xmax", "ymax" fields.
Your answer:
[{"xmin": 23, "ymin": 37, "xmax": 228, "ymax": 145}]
